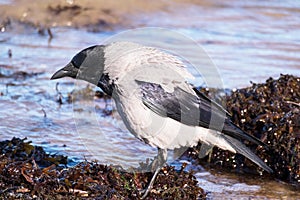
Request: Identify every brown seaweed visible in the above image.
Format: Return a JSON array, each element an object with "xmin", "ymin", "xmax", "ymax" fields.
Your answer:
[
  {"xmin": 0, "ymin": 137, "xmax": 206, "ymax": 199},
  {"xmin": 187, "ymin": 74, "xmax": 299, "ymax": 186}
]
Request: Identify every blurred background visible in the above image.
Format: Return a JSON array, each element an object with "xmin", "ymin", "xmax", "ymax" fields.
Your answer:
[{"xmin": 0, "ymin": 0, "xmax": 299, "ymax": 199}]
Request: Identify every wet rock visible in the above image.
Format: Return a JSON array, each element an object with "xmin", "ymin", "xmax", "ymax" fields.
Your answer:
[{"xmin": 0, "ymin": 18, "xmax": 11, "ymax": 34}]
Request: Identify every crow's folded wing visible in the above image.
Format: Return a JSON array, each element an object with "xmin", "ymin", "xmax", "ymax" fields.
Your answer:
[{"xmin": 136, "ymin": 80, "xmax": 268, "ymax": 149}]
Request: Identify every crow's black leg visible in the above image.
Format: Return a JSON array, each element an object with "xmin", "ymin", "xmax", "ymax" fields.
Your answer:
[{"xmin": 141, "ymin": 148, "xmax": 167, "ymax": 199}]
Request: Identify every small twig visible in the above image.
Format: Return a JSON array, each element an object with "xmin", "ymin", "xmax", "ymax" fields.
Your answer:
[
  {"xmin": 8, "ymin": 49, "xmax": 12, "ymax": 58},
  {"xmin": 47, "ymin": 28, "xmax": 53, "ymax": 39},
  {"xmin": 286, "ymin": 101, "xmax": 300, "ymax": 107},
  {"xmin": 0, "ymin": 186, "xmax": 20, "ymax": 194},
  {"xmin": 56, "ymin": 82, "xmax": 60, "ymax": 93},
  {"xmin": 41, "ymin": 108, "xmax": 47, "ymax": 118},
  {"xmin": 47, "ymin": 28, "xmax": 53, "ymax": 44},
  {"xmin": 5, "ymin": 83, "xmax": 9, "ymax": 95},
  {"xmin": 55, "ymin": 82, "xmax": 63, "ymax": 104},
  {"xmin": 32, "ymin": 158, "xmax": 38, "ymax": 170}
]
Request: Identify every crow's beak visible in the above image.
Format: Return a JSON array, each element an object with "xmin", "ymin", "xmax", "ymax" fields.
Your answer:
[{"xmin": 51, "ymin": 62, "xmax": 77, "ymax": 80}]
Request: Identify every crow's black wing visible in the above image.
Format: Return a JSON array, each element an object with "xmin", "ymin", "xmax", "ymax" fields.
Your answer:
[{"xmin": 136, "ymin": 80, "xmax": 268, "ymax": 149}]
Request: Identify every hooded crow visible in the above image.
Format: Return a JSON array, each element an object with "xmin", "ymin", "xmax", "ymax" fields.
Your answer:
[{"xmin": 51, "ymin": 42, "xmax": 273, "ymax": 198}]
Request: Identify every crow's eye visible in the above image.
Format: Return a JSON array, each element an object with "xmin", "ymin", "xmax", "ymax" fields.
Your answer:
[
  {"xmin": 71, "ymin": 60, "xmax": 77, "ymax": 68},
  {"xmin": 71, "ymin": 51, "xmax": 87, "ymax": 69}
]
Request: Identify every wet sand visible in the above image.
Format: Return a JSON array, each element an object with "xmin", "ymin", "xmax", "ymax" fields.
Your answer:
[{"xmin": 0, "ymin": 0, "xmax": 195, "ymax": 29}]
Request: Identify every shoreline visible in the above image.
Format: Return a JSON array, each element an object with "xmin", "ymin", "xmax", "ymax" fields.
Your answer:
[{"xmin": 0, "ymin": 0, "xmax": 193, "ymax": 30}]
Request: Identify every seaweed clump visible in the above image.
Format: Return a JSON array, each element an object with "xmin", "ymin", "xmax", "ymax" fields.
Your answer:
[
  {"xmin": 0, "ymin": 137, "xmax": 206, "ymax": 199},
  {"xmin": 188, "ymin": 74, "xmax": 299, "ymax": 186}
]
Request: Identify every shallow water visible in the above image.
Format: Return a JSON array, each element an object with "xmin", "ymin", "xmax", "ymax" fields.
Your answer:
[
  {"xmin": 132, "ymin": 0, "xmax": 300, "ymax": 88},
  {"xmin": 0, "ymin": 0, "xmax": 300, "ymax": 199}
]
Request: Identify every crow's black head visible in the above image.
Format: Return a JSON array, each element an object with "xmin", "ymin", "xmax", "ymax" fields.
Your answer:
[{"xmin": 51, "ymin": 45, "xmax": 105, "ymax": 85}]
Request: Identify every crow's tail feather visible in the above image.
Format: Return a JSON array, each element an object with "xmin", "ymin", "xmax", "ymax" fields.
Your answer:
[{"xmin": 223, "ymin": 135, "xmax": 273, "ymax": 173}]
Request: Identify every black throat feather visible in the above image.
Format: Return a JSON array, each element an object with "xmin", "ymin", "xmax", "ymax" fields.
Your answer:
[{"xmin": 97, "ymin": 74, "xmax": 114, "ymax": 96}]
